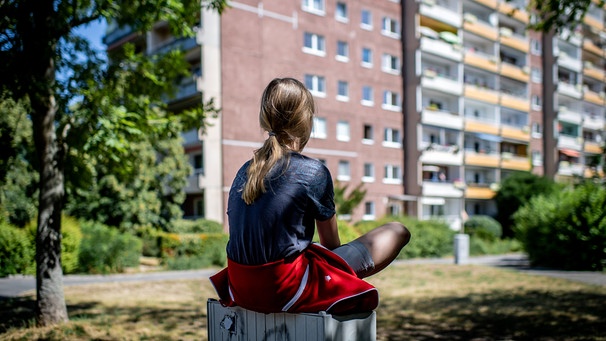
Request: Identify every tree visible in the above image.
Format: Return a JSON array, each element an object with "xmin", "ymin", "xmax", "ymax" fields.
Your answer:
[
  {"xmin": 508, "ymin": 0, "xmax": 606, "ymax": 33},
  {"xmin": 333, "ymin": 181, "xmax": 367, "ymax": 220},
  {"xmin": 494, "ymin": 172, "xmax": 558, "ymax": 238},
  {"xmin": 0, "ymin": 0, "xmax": 227, "ymax": 326}
]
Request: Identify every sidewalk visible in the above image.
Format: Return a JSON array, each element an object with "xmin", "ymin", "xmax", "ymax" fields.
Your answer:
[{"xmin": 2, "ymin": 254, "xmax": 605, "ymax": 298}]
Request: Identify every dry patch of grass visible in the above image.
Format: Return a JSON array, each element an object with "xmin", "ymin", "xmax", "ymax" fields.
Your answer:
[{"xmin": 2, "ymin": 263, "xmax": 606, "ymax": 340}]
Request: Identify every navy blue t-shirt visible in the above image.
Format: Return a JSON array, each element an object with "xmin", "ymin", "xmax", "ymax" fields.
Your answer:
[{"xmin": 226, "ymin": 152, "xmax": 336, "ymax": 265}]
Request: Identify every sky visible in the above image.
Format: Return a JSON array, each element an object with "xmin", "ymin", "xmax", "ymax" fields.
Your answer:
[{"xmin": 75, "ymin": 18, "xmax": 107, "ymax": 52}]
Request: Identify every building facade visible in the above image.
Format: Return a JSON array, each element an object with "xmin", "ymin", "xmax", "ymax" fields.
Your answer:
[{"xmin": 104, "ymin": 0, "xmax": 606, "ymax": 230}]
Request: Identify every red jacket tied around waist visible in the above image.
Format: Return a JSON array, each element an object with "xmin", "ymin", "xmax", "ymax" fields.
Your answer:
[{"xmin": 209, "ymin": 243, "xmax": 379, "ymax": 315}]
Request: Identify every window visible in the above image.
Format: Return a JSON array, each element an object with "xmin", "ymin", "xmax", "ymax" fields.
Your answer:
[
  {"xmin": 361, "ymin": 47, "xmax": 373, "ymax": 67},
  {"xmin": 336, "ymin": 120, "xmax": 350, "ymax": 141},
  {"xmin": 381, "ymin": 17, "xmax": 400, "ymax": 37},
  {"xmin": 336, "ymin": 40, "xmax": 349, "ymax": 62},
  {"xmin": 383, "ymin": 127, "xmax": 401, "ymax": 147},
  {"xmin": 361, "ymin": 86, "xmax": 374, "ymax": 106},
  {"xmin": 360, "ymin": 9, "xmax": 372, "ymax": 29},
  {"xmin": 302, "ymin": 0, "xmax": 325, "ymax": 15},
  {"xmin": 303, "ymin": 32, "xmax": 326, "ymax": 56},
  {"xmin": 338, "ymin": 160, "xmax": 351, "ymax": 181},
  {"xmin": 363, "ymin": 162, "xmax": 375, "ymax": 182},
  {"xmin": 531, "ymin": 39, "xmax": 542, "ymax": 55},
  {"xmin": 531, "ymin": 67, "xmax": 542, "ymax": 83},
  {"xmin": 336, "ymin": 2, "xmax": 348, "ymax": 22},
  {"xmin": 337, "ymin": 80, "xmax": 349, "ymax": 101},
  {"xmin": 384, "ymin": 164, "xmax": 402, "ymax": 184},
  {"xmin": 194, "ymin": 197, "xmax": 205, "ymax": 217},
  {"xmin": 305, "ymin": 74, "xmax": 326, "ymax": 97},
  {"xmin": 363, "ymin": 201, "xmax": 375, "ymax": 220},
  {"xmin": 531, "ymin": 94, "xmax": 542, "ymax": 110},
  {"xmin": 311, "ymin": 117, "xmax": 327, "ymax": 138},
  {"xmin": 382, "ymin": 90, "xmax": 401, "ymax": 111},
  {"xmin": 192, "ymin": 153, "xmax": 204, "ymax": 174},
  {"xmin": 363, "ymin": 124, "xmax": 374, "ymax": 143},
  {"xmin": 382, "ymin": 53, "xmax": 400, "ymax": 74},
  {"xmin": 531, "ymin": 122, "xmax": 542, "ymax": 138},
  {"xmin": 531, "ymin": 150, "xmax": 543, "ymax": 166}
]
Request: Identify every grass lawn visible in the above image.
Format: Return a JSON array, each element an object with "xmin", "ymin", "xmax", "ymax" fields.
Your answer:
[{"xmin": 1, "ymin": 262, "xmax": 606, "ymax": 340}]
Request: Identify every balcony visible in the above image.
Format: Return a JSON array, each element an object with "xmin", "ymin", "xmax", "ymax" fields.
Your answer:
[
  {"xmin": 465, "ymin": 151, "xmax": 500, "ymax": 167},
  {"xmin": 557, "ymin": 161, "xmax": 584, "ymax": 177},
  {"xmin": 465, "ymin": 119, "xmax": 499, "ymax": 135},
  {"xmin": 422, "ymin": 70, "xmax": 463, "ymax": 95},
  {"xmin": 464, "ymin": 51, "xmax": 499, "ymax": 73},
  {"xmin": 498, "ymin": 2, "xmax": 529, "ymax": 24},
  {"xmin": 154, "ymin": 36, "xmax": 198, "ymax": 55},
  {"xmin": 501, "ymin": 154, "xmax": 530, "ymax": 171},
  {"xmin": 422, "ymin": 108, "xmax": 464, "ymax": 130},
  {"xmin": 583, "ymin": 15, "xmax": 604, "ymax": 32},
  {"xmin": 558, "ymin": 134, "xmax": 583, "ymax": 150},
  {"xmin": 471, "ymin": 0, "xmax": 498, "ymax": 9},
  {"xmin": 464, "ymin": 85, "xmax": 499, "ymax": 104},
  {"xmin": 420, "ymin": 143, "xmax": 464, "ymax": 165},
  {"xmin": 500, "ymin": 93, "xmax": 529, "ymax": 112},
  {"xmin": 465, "ymin": 184, "xmax": 496, "ymax": 199},
  {"xmin": 557, "ymin": 52, "xmax": 582, "ymax": 72},
  {"xmin": 420, "ymin": 1, "xmax": 461, "ymax": 28},
  {"xmin": 583, "ymin": 112, "xmax": 605, "ymax": 130},
  {"xmin": 558, "ymin": 107, "xmax": 583, "ymax": 125},
  {"xmin": 583, "ymin": 62, "xmax": 606, "ymax": 81},
  {"xmin": 103, "ymin": 25, "xmax": 134, "ymax": 46},
  {"xmin": 584, "ymin": 141, "xmax": 603, "ymax": 154},
  {"xmin": 499, "ymin": 30, "xmax": 529, "ymax": 53},
  {"xmin": 422, "ymin": 181, "xmax": 464, "ymax": 198},
  {"xmin": 500, "ymin": 63, "xmax": 529, "ymax": 83},
  {"xmin": 421, "ymin": 37, "xmax": 463, "ymax": 61},
  {"xmin": 583, "ymin": 90, "xmax": 605, "ymax": 106},
  {"xmin": 463, "ymin": 16, "xmax": 498, "ymax": 41},
  {"xmin": 500, "ymin": 125, "xmax": 530, "ymax": 141},
  {"xmin": 583, "ymin": 39, "xmax": 604, "ymax": 56},
  {"xmin": 185, "ymin": 171, "xmax": 205, "ymax": 193},
  {"xmin": 558, "ymin": 82, "xmax": 583, "ymax": 99}
]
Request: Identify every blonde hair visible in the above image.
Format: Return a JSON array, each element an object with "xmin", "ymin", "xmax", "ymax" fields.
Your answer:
[{"xmin": 242, "ymin": 77, "xmax": 315, "ymax": 205}]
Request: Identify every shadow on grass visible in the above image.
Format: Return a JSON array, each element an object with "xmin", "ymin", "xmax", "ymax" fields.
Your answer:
[{"xmin": 378, "ymin": 289, "xmax": 606, "ymax": 341}]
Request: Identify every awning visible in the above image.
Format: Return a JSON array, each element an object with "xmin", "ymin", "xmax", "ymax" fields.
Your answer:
[
  {"xmin": 476, "ymin": 133, "xmax": 502, "ymax": 143},
  {"xmin": 422, "ymin": 165, "xmax": 441, "ymax": 172},
  {"xmin": 421, "ymin": 197, "xmax": 446, "ymax": 205},
  {"xmin": 560, "ymin": 148, "xmax": 580, "ymax": 157}
]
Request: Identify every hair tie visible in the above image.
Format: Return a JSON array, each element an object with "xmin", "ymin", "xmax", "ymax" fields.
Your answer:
[{"xmin": 268, "ymin": 131, "xmax": 277, "ymax": 137}]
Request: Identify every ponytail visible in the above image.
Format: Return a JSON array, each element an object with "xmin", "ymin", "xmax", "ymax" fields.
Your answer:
[{"xmin": 242, "ymin": 135, "xmax": 288, "ymax": 205}]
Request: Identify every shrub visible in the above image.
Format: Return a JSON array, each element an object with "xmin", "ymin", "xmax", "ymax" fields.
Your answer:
[
  {"xmin": 0, "ymin": 222, "xmax": 33, "ymax": 277},
  {"xmin": 469, "ymin": 236, "xmax": 522, "ymax": 256},
  {"xmin": 168, "ymin": 219, "xmax": 224, "ymax": 234},
  {"xmin": 78, "ymin": 221, "xmax": 142, "ymax": 274},
  {"xmin": 160, "ymin": 232, "xmax": 228, "ymax": 270},
  {"xmin": 514, "ymin": 182, "xmax": 606, "ymax": 271},
  {"xmin": 464, "ymin": 215, "xmax": 502, "ymax": 242},
  {"xmin": 24, "ymin": 215, "xmax": 82, "ymax": 274}
]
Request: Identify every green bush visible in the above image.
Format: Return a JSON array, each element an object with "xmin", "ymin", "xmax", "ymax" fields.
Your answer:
[
  {"xmin": 469, "ymin": 236, "xmax": 522, "ymax": 256},
  {"xmin": 136, "ymin": 226, "xmax": 162, "ymax": 257},
  {"xmin": 24, "ymin": 215, "xmax": 82, "ymax": 274},
  {"xmin": 168, "ymin": 218, "xmax": 224, "ymax": 234},
  {"xmin": 354, "ymin": 215, "xmax": 455, "ymax": 259},
  {"xmin": 464, "ymin": 215, "xmax": 502, "ymax": 242},
  {"xmin": 514, "ymin": 182, "xmax": 606, "ymax": 271},
  {"xmin": 160, "ymin": 232, "xmax": 228, "ymax": 270},
  {"xmin": 78, "ymin": 221, "xmax": 142, "ymax": 274},
  {"xmin": 0, "ymin": 222, "xmax": 33, "ymax": 277}
]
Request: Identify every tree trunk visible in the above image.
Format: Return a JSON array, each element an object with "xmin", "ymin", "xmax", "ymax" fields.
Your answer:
[{"xmin": 30, "ymin": 58, "xmax": 69, "ymax": 326}]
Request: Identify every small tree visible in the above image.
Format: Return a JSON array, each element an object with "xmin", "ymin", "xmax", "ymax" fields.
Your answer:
[{"xmin": 333, "ymin": 181, "xmax": 367, "ymax": 220}]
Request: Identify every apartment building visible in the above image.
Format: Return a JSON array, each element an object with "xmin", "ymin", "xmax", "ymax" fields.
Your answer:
[{"xmin": 104, "ymin": 0, "xmax": 606, "ymax": 230}]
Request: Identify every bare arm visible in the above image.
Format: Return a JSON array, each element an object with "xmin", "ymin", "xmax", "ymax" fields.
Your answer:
[{"xmin": 316, "ymin": 215, "xmax": 340, "ymax": 250}]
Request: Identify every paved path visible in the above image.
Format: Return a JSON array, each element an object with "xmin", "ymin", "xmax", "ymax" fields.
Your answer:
[{"xmin": 2, "ymin": 254, "xmax": 605, "ymax": 298}]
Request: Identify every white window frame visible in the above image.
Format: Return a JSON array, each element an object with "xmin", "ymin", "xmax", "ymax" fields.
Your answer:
[
  {"xmin": 362, "ymin": 124, "xmax": 374, "ymax": 144},
  {"xmin": 311, "ymin": 117, "xmax": 327, "ymax": 139},
  {"xmin": 361, "ymin": 86, "xmax": 374, "ymax": 106},
  {"xmin": 361, "ymin": 47, "xmax": 373, "ymax": 68},
  {"xmin": 531, "ymin": 39, "xmax": 542, "ymax": 55},
  {"xmin": 360, "ymin": 9, "xmax": 372, "ymax": 30},
  {"xmin": 531, "ymin": 122, "xmax": 542, "ymax": 138},
  {"xmin": 531, "ymin": 94, "xmax": 542, "ymax": 110},
  {"xmin": 336, "ymin": 40, "xmax": 349, "ymax": 62},
  {"xmin": 383, "ymin": 164, "xmax": 402, "ymax": 184},
  {"xmin": 363, "ymin": 201, "xmax": 376, "ymax": 220},
  {"xmin": 337, "ymin": 80, "xmax": 349, "ymax": 101},
  {"xmin": 336, "ymin": 120, "xmax": 350, "ymax": 142},
  {"xmin": 381, "ymin": 17, "xmax": 400, "ymax": 38},
  {"xmin": 335, "ymin": 2, "xmax": 348, "ymax": 22},
  {"xmin": 383, "ymin": 127, "xmax": 401, "ymax": 148},
  {"xmin": 338, "ymin": 160, "xmax": 351, "ymax": 181},
  {"xmin": 382, "ymin": 53, "xmax": 400, "ymax": 74},
  {"xmin": 382, "ymin": 90, "xmax": 401, "ymax": 111},
  {"xmin": 531, "ymin": 67, "xmax": 542, "ymax": 83},
  {"xmin": 362, "ymin": 162, "xmax": 375, "ymax": 182},
  {"xmin": 305, "ymin": 74, "xmax": 326, "ymax": 97},
  {"xmin": 303, "ymin": 32, "xmax": 326, "ymax": 56},
  {"xmin": 302, "ymin": 0, "xmax": 325, "ymax": 16},
  {"xmin": 531, "ymin": 150, "xmax": 543, "ymax": 166}
]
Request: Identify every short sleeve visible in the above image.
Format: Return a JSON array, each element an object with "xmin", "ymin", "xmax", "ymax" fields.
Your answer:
[{"xmin": 307, "ymin": 163, "xmax": 336, "ymax": 221}]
